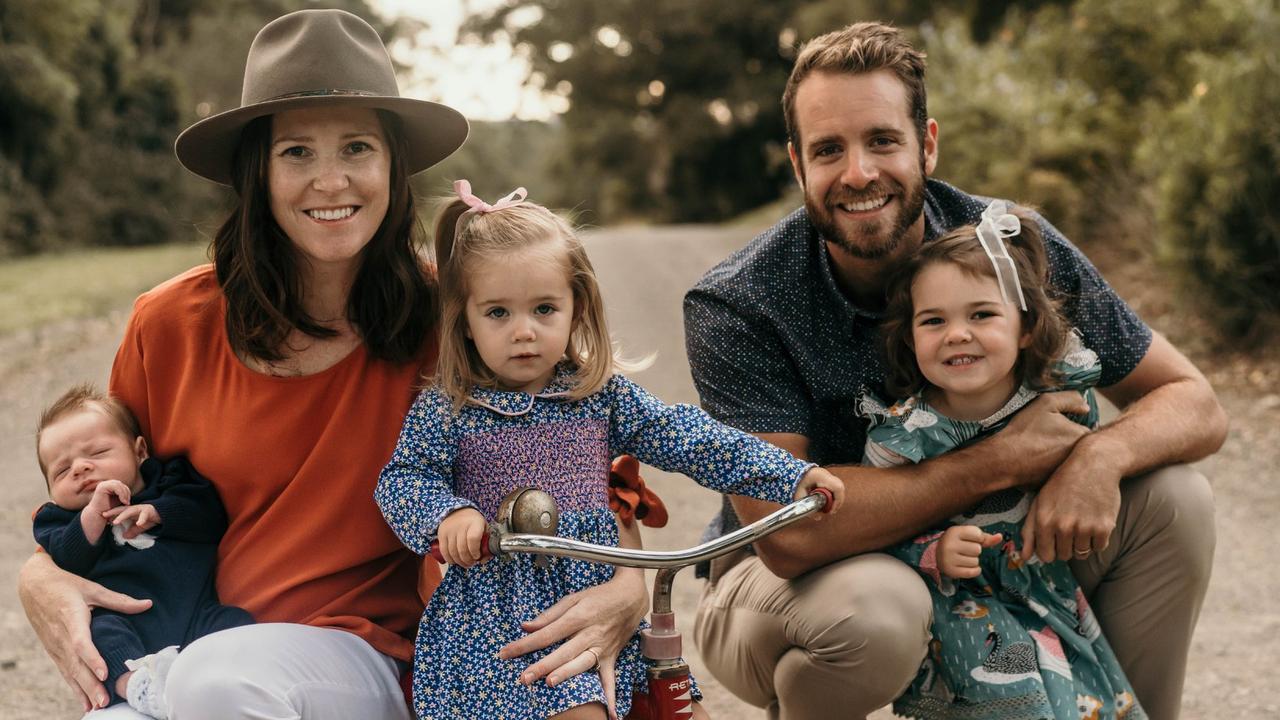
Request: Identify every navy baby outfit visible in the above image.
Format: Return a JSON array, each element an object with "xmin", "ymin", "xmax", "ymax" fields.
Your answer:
[{"xmin": 33, "ymin": 457, "xmax": 252, "ymax": 705}]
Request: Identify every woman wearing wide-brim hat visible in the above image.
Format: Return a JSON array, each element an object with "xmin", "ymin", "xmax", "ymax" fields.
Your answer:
[{"xmin": 18, "ymin": 9, "xmax": 649, "ymax": 719}]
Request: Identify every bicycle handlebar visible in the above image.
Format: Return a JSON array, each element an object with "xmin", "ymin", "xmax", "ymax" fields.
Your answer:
[
  {"xmin": 502, "ymin": 488, "xmax": 830, "ymax": 569},
  {"xmin": 429, "ymin": 488, "xmax": 832, "ymax": 569}
]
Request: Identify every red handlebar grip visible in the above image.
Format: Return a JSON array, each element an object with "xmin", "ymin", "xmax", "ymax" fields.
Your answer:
[
  {"xmin": 429, "ymin": 531, "xmax": 493, "ymax": 564},
  {"xmin": 813, "ymin": 487, "xmax": 835, "ymax": 513}
]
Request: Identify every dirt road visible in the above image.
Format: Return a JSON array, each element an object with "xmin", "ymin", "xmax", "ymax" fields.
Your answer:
[{"xmin": 2, "ymin": 224, "xmax": 1275, "ymax": 718}]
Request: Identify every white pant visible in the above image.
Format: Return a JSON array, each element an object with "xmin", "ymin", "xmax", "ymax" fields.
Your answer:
[{"xmin": 84, "ymin": 623, "xmax": 412, "ymax": 720}]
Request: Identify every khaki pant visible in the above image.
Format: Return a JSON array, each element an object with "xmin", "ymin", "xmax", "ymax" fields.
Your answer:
[{"xmin": 694, "ymin": 465, "xmax": 1215, "ymax": 720}]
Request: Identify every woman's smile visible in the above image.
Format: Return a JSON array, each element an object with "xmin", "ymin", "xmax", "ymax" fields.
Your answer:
[
  {"xmin": 305, "ymin": 206, "xmax": 359, "ymax": 222},
  {"xmin": 268, "ymin": 106, "xmax": 390, "ymax": 274}
]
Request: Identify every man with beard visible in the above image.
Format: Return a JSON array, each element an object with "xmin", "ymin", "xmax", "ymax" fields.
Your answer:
[{"xmin": 683, "ymin": 22, "xmax": 1224, "ymax": 720}]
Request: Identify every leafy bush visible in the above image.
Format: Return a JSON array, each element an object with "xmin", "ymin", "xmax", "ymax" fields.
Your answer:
[
  {"xmin": 1137, "ymin": 0, "xmax": 1280, "ymax": 342},
  {"xmin": 922, "ymin": 12, "xmax": 1110, "ymax": 240},
  {"xmin": 0, "ymin": 156, "xmax": 52, "ymax": 256}
]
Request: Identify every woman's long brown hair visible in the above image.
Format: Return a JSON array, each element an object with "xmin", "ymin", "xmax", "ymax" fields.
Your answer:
[{"xmin": 213, "ymin": 110, "xmax": 436, "ymax": 364}]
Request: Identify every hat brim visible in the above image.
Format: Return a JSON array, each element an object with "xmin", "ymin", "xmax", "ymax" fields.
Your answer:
[{"xmin": 174, "ymin": 95, "xmax": 469, "ymax": 185}]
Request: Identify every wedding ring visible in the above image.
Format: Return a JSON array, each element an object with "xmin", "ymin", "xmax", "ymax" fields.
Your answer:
[
  {"xmin": 1074, "ymin": 547, "xmax": 1091, "ymax": 557},
  {"xmin": 584, "ymin": 648, "xmax": 600, "ymax": 670}
]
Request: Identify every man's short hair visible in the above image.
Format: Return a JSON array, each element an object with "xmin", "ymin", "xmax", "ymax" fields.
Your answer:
[
  {"xmin": 783, "ymin": 22, "xmax": 928, "ymax": 147},
  {"xmin": 36, "ymin": 383, "xmax": 142, "ymax": 475}
]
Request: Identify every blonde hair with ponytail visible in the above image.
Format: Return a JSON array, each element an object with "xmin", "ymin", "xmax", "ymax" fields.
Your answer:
[{"xmin": 432, "ymin": 196, "xmax": 625, "ymax": 410}]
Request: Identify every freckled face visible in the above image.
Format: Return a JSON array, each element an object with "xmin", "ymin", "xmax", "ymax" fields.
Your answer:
[
  {"xmin": 789, "ymin": 69, "xmax": 937, "ymax": 262},
  {"xmin": 39, "ymin": 410, "xmax": 147, "ymax": 510},
  {"xmin": 910, "ymin": 262, "xmax": 1029, "ymax": 419},
  {"xmin": 464, "ymin": 249, "xmax": 575, "ymax": 394},
  {"xmin": 268, "ymin": 106, "xmax": 391, "ymax": 273}
]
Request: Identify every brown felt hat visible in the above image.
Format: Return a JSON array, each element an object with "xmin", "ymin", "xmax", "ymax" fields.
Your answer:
[{"xmin": 174, "ymin": 9, "xmax": 468, "ymax": 185}]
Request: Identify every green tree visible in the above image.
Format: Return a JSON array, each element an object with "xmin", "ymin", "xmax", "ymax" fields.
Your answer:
[
  {"xmin": 0, "ymin": 0, "xmax": 399, "ymax": 256},
  {"xmin": 466, "ymin": 0, "xmax": 1095, "ymax": 223},
  {"xmin": 468, "ymin": 0, "xmax": 810, "ymax": 222}
]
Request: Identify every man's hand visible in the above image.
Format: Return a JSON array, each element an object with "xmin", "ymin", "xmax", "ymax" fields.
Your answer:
[
  {"xmin": 1021, "ymin": 437, "xmax": 1123, "ymax": 563},
  {"xmin": 938, "ymin": 525, "xmax": 1002, "ymax": 579},
  {"xmin": 982, "ymin": 392, "xmax": 1092, "ymax": 490},
  {"xmin": 102, "ymin": 503, "xmax": 162, "ymax": 540}
]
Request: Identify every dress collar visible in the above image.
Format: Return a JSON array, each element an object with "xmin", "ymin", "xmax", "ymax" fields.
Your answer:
[
  {"xmin": 911, "ymin": 384, "xmax": 1040, "ymax": 430},
  {"xmin": 465, "ymin": 362, "xmax": 577, "ymax": 416}
]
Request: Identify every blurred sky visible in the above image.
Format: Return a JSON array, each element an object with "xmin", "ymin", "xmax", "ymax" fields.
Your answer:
[{"xmin": 372, "ymin": 0, "xmax": 553, "ymax": 121}]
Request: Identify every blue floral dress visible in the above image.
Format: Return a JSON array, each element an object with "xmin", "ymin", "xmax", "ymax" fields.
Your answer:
[
  {"xmin": 861, "ymin": 335, "xmax": 1146, "ymax": 720},
  {"xmin": 377, "ymin": 365, "xmax": 811, "ymax": 720}
]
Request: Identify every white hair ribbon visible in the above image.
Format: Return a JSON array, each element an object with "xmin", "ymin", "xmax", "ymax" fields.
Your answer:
[{"xmin": 975, "ymin": 200, "xmax": 1028, "ymax": 311}]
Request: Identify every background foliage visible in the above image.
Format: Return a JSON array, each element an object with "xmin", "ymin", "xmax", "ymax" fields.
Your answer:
[
  {"xmin": 2, "ymin": 0, "xmax": 1276, "ymax": 341},
  {"xmin": 467, "ymin": 0, "xmax": 1278, "ymax": 342},
  {"xmin": 0, "ymin": 0, "xmax": 387, "ymax": 257}
]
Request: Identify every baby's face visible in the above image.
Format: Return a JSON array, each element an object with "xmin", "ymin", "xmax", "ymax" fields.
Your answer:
[{"xmin": 39, "ymin": 409, "xmax": 146, "ymax": 510}]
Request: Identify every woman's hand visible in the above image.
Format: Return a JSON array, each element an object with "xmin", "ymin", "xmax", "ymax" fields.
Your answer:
[
  {"xmin": 18, "ymin": 553, "xmax": 152, "ymax": 712},
  {"xmin": 437, "ymin": 507, "xmax": 489, "ymax": 567},
  {"xmin": 499, "ymin": 521, "xmax": 648, "ymax": 720}
]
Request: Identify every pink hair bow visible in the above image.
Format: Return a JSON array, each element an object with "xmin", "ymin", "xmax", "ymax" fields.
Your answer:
[{"xmin": 453, "ymin": 179, "xmax": 527, "ymax": 214}]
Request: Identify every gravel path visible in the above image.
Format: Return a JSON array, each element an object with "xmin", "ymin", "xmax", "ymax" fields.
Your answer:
[{"xmin": 1, "ymin": 224, "xmax": 1275, "ymax": 718}]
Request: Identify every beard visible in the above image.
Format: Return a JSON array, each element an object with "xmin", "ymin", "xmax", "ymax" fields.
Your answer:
[{"xmin": 804, "ymin": 164, "xmax": 926, "ymax": 261}]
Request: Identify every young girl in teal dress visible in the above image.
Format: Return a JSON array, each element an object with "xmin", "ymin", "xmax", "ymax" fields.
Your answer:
[
  {"xmin": 376, "ymin": 181, "xmax": 844, "ymax": 720},
  {"xmin": 860, "ymin": 201, "xmax": 1145, "ymax": 720}
]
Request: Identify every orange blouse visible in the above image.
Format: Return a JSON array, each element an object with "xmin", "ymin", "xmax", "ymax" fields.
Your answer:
[{"xmin": 109, "ymin": 264, "xmax": 440, "ymax": 661}]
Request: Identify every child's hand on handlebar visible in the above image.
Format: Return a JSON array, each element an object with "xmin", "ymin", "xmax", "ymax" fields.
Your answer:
[
  {"xmin": 437, "ymin": 508, "xmax": 489, "ymax": 567},
  {"xmin": 795, "ymin": 467, "xmax": 845, "ymax": 515}
]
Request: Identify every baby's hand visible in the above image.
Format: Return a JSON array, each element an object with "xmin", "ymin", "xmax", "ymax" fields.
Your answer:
[
  {"xmin": 795, "ymin": 466, "xmax": 845, "ymax": 515},
  {"xmin": 103, "ymin": 504, "xmax": 161, "ymax": 539},
  {"xmin": 437, "ymin": 508, "xmax": 489, "ymax": 567},
  {"xmin": 86, "ymin": 480, "xmax": 132, "ymax": 517},
  {"xmin": 938, "ymin": 525, "xmax": 1002, "ymax": 579}
]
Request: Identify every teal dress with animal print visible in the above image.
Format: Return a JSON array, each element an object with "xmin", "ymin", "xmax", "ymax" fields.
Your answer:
[{"xmin": 860, "ymin": 334, "xmax": 1146, "ymax": 720}]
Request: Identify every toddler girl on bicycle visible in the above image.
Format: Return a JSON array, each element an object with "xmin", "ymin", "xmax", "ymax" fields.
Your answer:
[
  {"xmin": 860, "ymin": 201, "xmax": 1145, "ymax": 720},
  {"xmin": 376, "ymin": 180, "xmax": 843, "ymax": 720}
]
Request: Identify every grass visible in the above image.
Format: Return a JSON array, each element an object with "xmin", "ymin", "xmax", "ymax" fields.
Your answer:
[
  {"xmin": 0, "ymin": 242, "xmax": 210, "ymax": 335},
  {"xmin": 0, "ymin": 193, "xmax": 798, "ymax": 337}
]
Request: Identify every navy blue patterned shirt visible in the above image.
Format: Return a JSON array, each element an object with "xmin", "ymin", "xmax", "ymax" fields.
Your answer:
[{"xmin": 683, "ymin": 179, "xmax": 1152, "ymax": 547}]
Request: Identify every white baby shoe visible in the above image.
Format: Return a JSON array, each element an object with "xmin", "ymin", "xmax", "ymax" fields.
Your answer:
[{"xmin": 124, "ymin": 645, "xmax": 180, "ymax": 719}]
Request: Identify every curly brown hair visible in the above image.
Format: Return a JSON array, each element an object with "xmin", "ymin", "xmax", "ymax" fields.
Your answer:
[{"xmin": 880, "ymin": 205, "xmax": 1067, "ymax": 399}]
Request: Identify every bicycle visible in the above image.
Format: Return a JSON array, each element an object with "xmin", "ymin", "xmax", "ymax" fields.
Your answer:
[{"xmin": 430, "ymin": 485, "xmax": 834, "ymax": 720}]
